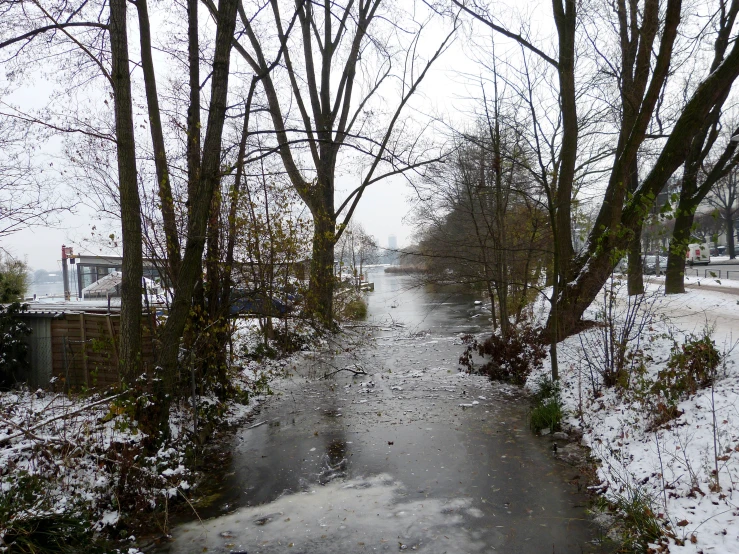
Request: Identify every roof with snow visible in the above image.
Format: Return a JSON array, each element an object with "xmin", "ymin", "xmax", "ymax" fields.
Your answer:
[
  {"xmin": 6, "ymin": 301, "xmax": 122, "ymax": 318},
  {"xmin": 82, "ymin": 271, "xmax": 123, "ymax": 296}
]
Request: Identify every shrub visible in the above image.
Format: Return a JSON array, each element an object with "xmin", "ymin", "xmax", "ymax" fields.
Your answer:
[
  {"xmin": 0, "ymin": 256, "xmax": 29, "ymax": 302},
  {"xmin": 459, "ymin": 320, "xmax": 546, "ymax": 386},
  {"xmin": 531, "ymin": 374, "xmax": 559, "ymax": 403},
  {"xmin": 0, "ymin": 472, "xmax": 108, "ymax": 553},
  {"xmin": 271, "ymin": 325, "xmax": 313, "ymax": 354},
  {"xmin": 578, "ymin": 278, "xmax": 660, "ymax": 396},
  {"xmin": 339, "ymin": 298, "xmax": 368, "ymax": 321},
  {"xmin": 595, "ymin": 485, "xmax": 665, "ymax": 553},
  {"xmin": 241, "ymin": 341, "xmax": 278, "ymax": 361},
  {"xmin": 0, "ymin": 301, "xmax": 31, "ymax": 390},
  {"xmin": 530, "ymin": 397, "xmax": 565, "ymax": 432},
  {"xmin": 529, "ymin": 376, "xmax": 565, "ymax": 432},
  {"xmin": 650, "ymin": 329, "xmax": 721, "ymax": 425}
]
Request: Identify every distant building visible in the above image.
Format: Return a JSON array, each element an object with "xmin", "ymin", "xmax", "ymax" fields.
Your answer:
[
  {"xmin": 72, "ymin": 255, "xmax": 161, "ymax": 298},
  {"xmin": 388, "ymin": 235, "xmax": 397, "ymax": 250}
]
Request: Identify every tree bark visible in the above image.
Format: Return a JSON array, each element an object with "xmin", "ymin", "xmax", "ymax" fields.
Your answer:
[
  {"xmin": 665, "ymin": 206, "xmax": 694, "ymax": 293},
  {"xmin": 306, "ymin": 202, "xmax": 335, "ymax": 326},
  {"xmin": 551, "ymin": 0, "xmax": 577, "ymax": 284},
  {"xmin": 136, "ymin": 0, "xmax": 180, "ymax": 280},
  {"xmin": 627, "ymin": 228, "xmax": 644, "ymax": 294},
  {"xmin": 187, "ymin": 0, "xmax": 201, "ymax": 206},
  {"xmin": 727, "ymin": 216, "xmax": 736, "ymax": 259},
  {"xmin": 155, "ymin": 0, "xmax": 239, "ymax": 434},
  {"xmin": 206, "ymin": 188, "xmax": 222, "ymax": 322},
  {"xmin": 110, "ymin": 0, "xmax": 142, "ymax": 385},
  {"xmin": 626, "ymin": 157, "xmax": 644, "ymax": 295}
]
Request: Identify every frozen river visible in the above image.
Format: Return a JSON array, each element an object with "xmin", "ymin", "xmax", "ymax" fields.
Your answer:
[{"xmin": 164, "ymin": 271, "xmax": 609, "ymax": 553}]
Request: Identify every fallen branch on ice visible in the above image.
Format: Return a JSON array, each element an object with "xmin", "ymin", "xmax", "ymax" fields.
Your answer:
[{"xmin": 322, "ymin": 365, "xmax": 369, "ymax": 378}]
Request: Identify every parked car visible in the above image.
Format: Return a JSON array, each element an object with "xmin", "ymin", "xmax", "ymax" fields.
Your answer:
[
  {"xmin": 615, "ymin": 255, "xmax": 665, "ymax": 275},
  {"xmin": 643, "ymin": 254, "xmax": 666, "ymax": 275},
  {"xmin": 685, "ymin": 243, "xmax": 710, "ymax": 266}
]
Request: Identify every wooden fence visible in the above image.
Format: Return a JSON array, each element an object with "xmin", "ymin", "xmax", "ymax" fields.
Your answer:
[{"xmin": 50, "ymin": 313, "xmax": 155, "ymax": 391}]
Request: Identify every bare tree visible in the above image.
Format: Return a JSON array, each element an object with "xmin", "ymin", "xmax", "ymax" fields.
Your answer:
[
  {"xmin": 1, "ymin": 0, "xmax": 244, "ymax": 437},
  {"xmin": 336, "ymin": 222, "xmax": 378, "ymax": 288},
  {"xmin": 0, "ymin": 117, "xmax": 66, "ymax": 238},
  {"xmin": 413, "ymin": 117, "xmax": 551, "ymax": 332},
  {"xmin": 707, "ymin": 171, "xmax": 739, "ymax": 258},
  {"xmin": 152, "ymin": 0, "xmax": 241, "ymax": 432},
  {"xmin": 109, "ymin": 0, "xmax": 144, "ymax": 384},
  {"xmin": 230, "ymin": 0, "xmax": 457, "ymax": 325},
  {"xmin": 692, "ymin": 210, "xmax": 724, "ymax": 246},
  {"xmin": 662, "ymin": 1, "xmax": 739, "ymax": 293},
  {"xmin": 456, "ymin": 0, "xmax": 739, "ymax": 340},
  {"xmin": 0, "ymin": 0, "xmax": 146, "ymax": 383}
]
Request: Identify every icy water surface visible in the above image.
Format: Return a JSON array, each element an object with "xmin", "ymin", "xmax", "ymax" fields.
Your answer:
[{"xmin": 166, "ymin": 271, "xmax": 607, "ymax": 553}]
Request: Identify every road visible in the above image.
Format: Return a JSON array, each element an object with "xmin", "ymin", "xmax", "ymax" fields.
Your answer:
[{"xmin": 684, "ymin": 258, "xmax": 739, "ymax": 279}]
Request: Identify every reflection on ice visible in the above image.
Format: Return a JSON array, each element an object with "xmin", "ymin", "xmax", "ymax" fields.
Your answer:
[{"xmin": 171, "ymin": 474, "xmax": 488, "ymax": 553}]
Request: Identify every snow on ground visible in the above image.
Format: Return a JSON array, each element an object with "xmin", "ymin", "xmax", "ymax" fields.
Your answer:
[
  {"xmin": 0, "ymin": 390, "xmax": 202, "ymax": 511},
  {"xmin": 0, "ymin": 389, "xmax": 266, "ymax": 551},
  {"xmin": 530, "ymin": 277, "xmax": 739, "ymax": 552},
  {"xmin": 0, "ymin": 317, "xmax": 296, "ymax": 551}
]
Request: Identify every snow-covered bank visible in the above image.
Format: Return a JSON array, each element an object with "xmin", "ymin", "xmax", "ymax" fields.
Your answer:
[
  {"xmin": 531, "ymin": 278, "xmax": 739, "ymax": 552},
  {"xmin": 0, "ymin": 316, "xmax": 316, "ymax": 552},
  {"xmin": 0, "ymin": 385, "xmax": 269, "ymax": 552}
]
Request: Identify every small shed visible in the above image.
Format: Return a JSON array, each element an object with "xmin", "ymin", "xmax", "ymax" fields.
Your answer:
[{"xmin": 16, "ymin": 303, "xmax": 156, "ymax": 391}]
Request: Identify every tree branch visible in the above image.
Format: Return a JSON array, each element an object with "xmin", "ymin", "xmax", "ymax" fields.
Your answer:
[
  {"xmin": 451, "ymin": 0, "xmax": 559, "ymax": 68},
  {"xmin": 0, "ymin": 22, "xmax": 107, "ymax": 50}
]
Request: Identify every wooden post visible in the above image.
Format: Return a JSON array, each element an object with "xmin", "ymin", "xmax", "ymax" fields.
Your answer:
[
  {"xmin": 79, "ymin": 313, "xmax": 89, "ymax": 387},
  {"xmin": 106, "ymin": 315, "xmax": 120, "ymax": 385}
]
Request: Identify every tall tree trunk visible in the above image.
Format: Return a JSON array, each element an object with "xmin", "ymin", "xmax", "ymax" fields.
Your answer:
[
  {"xmin": 136, "ymin": 0, "xmax": 181, "ymax": 279},
  {"xmin": 155, "ymin": 0, "xmax": 239, "ymax": 436},
  {"xmin": 552, "ymin": 0, "xmax": 577, "ymax": 284},
  {"xmin": 627, "ymin": 228, "xmax": 644, "ymax": 293},
  {"xmin": 110, "ymin": 0, "xmax": 142, "ymax": 385},
  {"xmin": 307, "ymin": 204, "xmax": 335, "ymax": 326},
  {"xmin": 665, "ymin": 205, "xmax": 695, "ymax": 294},
  {"xmin": 493, "ymin": 145, "xmax": 509, "ymax": 334},
  {"xmin": 198, "ymin": 184, "xmax": 229, "ymax": 397},
  {"xmin": 220, "ymin": 81, "xmax": 257, "ymax": 310},
  {"xmin": 187, "ymin": 0, "xmax": 201, "ymax": 205},
  {"xmin": 206, "ymin": 189, "xmax": 222, "ymax": 321},
  {"xmin": 486, "ymin": 280, "xmax": 498, "ymax": 331},
  {"xmin": 727, "ymin": 215, "xmax": 736, "ymax": 258},
  {"xmin": 626, "ymin": 158, "xmax": 644, "ymax": 295}
]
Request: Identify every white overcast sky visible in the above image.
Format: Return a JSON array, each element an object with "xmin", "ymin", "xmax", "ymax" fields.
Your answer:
[{"xmin": 2, "ymin": 0, "xmax": 553, "ymax": 271}]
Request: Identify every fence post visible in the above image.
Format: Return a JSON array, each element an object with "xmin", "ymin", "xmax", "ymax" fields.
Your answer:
[
  {"xmin": 79, "ymin": 313, "xmax": 89, "ymax": 388},
  {"xmin": 106, "ymin": 315, "xmax": 120, "ymax": 385}
]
